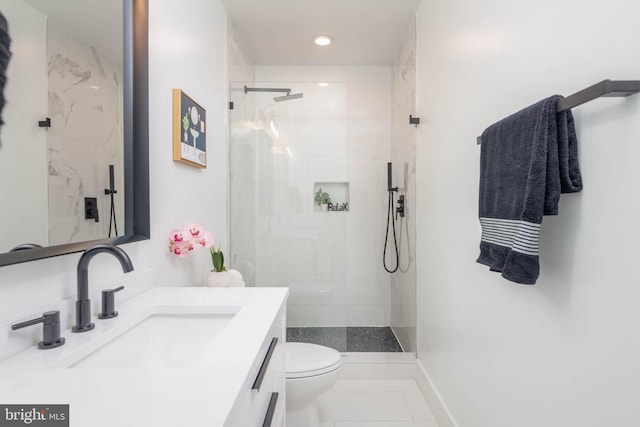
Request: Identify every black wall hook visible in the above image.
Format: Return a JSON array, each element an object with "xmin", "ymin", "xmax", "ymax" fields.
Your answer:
[
  {"xmin": 38, "ymin": 117, "xmax": 51, "ymax": 128},
  {"xmin": 409, "ymin": 115, "xmax": 420, "ymax": 126}
]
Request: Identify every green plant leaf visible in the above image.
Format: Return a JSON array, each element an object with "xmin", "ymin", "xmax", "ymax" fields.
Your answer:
[
  {"xmin": 210, "ymin": 247, "xmax": 226, "ymax": 272},
  {"xmin": 315, "ymin": 187, "xmax": 331, "ymax": 205}
]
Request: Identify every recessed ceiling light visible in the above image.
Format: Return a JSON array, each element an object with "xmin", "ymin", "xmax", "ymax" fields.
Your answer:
[
  {"xmin": 318, "ymin": 82, "xmax": 329, "ymax": 87},
  {"xmin": 313, "ymin": 35, "xmax": 333, "ymax": 46}
]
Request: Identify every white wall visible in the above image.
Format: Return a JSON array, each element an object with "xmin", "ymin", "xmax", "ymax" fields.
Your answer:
[
  {"xmin": 0, "ymin": 0, "xmax": 229, "ymax": 361},
  {"xmin": 147, "ymin": 0, "xmax": 228, "ymax": 285},
  {"xmin": 415, "ymin": 1, "xmax": 640, "ymax": 426}
]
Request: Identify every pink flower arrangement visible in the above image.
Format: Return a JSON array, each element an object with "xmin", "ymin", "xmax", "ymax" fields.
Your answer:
[{"xmin": 168, "ymin": 223, "xmax": 214, "ymax": 258}]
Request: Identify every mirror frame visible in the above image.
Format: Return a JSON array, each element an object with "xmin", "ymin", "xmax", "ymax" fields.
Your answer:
[{"xmin": 0, "ymin": 0, "xmax": 150, "ymax": 267}]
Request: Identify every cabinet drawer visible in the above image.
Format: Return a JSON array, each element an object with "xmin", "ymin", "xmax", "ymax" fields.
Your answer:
[
  {"xmin": 263, "ymin": 392, "xmax": 279, "ymax": 427},
  {"xmin": 228, "ymin": 305, "xmax": 286, "ymax": 427},
  {"xmin": 253, "ymin": 337, "xmax": 278, "ymax": 390}
]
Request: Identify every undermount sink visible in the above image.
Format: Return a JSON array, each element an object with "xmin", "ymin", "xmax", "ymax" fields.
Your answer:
[{"xmin": 68, "ymin": 312, "xmax": 236, "ymax": 369}]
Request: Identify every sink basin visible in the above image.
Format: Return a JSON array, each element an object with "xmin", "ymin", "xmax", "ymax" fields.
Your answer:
[{"xmin": 69, "ymin": 312, "xmax": 235, "ymax": 369}]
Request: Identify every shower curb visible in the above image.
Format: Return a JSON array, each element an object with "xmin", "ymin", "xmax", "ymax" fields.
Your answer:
[{"xmin": 337, "ymin": 352, "xmax": 416, "ymax": 379}]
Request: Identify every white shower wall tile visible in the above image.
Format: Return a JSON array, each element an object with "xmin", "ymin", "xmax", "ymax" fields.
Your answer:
[
  {"xmin": 308, "ymin": 154, "xmax": 349, "ymax": 183},
  {"xmin": 260, "ymin": 242, "xmax": 317, "ymax": 281},
  {"xmin": 349, "ymin": 181, "xmax": 384, "ymax": 213},
  {"xmin": 347, "ymin": 242, "xmax": 382, "ymax": 280},
  {"xmin": 290, "ymin": 120, "xmax": 348, "ymax": 151},
  {"xmin": 289, "ymin": 86, "xmax": 347, "ymax": 120},
  {"xmin": 270, "ymin": 181, "xmax": 297, "ymax": 214},
  {"xmin": 347, "ymin": 276, "xmax": 391, "ymax": 306},
  {"xmin": 287, "ymin": 277, "xmax": 347, "ymax": 305},
  {"xmin": 291, "ymin": 185, "xmax": 308, "ymax": 214},
  {"xmin": 347, "ymin": 305, "xmax": 390, "ymax": 327},
  {"xmin": 346, "ymin": 121, "xmax": 392, "ymax": 151},
  {"xmin": 346, "ymin": 85, "xmax": 392, "ymax": 120},
  {"xmin": 298, "ymin": 214, "xmax": 346, "ymax": 244},
  {"xmin": 315, "ymin": 242, "xmax": 348, "ymax": 284},
  {"xmin": 269, "ymin": 155, "xmax": 293, "ymax": 183},
  {"xmin": 346, "ymin": 150, "xmax": 391, "ymax": 182},
  {"xmin": 346, "ymin": 213, "xmax": 379, "ymax": 243},
  {"xmin": 304, "ymin": 85, "xmax": 348, "ymax": 120},
  {"xmin": 315, "ymin": 216, "xmax": 348, "ymax": 244},
  {"xmin": 287, "ymin": 304, "xmax": 348, "ymax": 327}
]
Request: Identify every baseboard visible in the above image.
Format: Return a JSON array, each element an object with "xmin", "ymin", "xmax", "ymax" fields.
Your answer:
[{"xmin": 415, "ymin": 359, "xmax": 458, "ymax": 427}]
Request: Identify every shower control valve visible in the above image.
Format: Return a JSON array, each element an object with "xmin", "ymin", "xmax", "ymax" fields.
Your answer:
[{"xmin": 396, "ymin": 194, "xmax": 405, "ymax": 219}]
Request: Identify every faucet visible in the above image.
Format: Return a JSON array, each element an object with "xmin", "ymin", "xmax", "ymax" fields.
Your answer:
[
  {"xmin": 72, "ymin": 244, "xmax": 134, "ymax": 333},
  {"xmin": 9, "ymin": 243, "xmax": 43, "ymax": 251}
]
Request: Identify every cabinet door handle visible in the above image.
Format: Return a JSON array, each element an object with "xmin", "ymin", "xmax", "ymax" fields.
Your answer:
[
  {"xmin": 252, "ymin": 337, "xmax": 278, "ymax": 390},
  {"xmin": 262, "ymin": 392, "xmax": 279, "ymax": 427}
]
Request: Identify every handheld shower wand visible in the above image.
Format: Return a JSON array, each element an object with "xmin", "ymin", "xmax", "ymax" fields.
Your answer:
[
  {"xmin": 384, "ymin": 162, "xmax": 399, "ymax": 273},
  {"xmin": 388, "ymin": 162, "xmax": 398, "ymax": 192},
  {"xmin": 104, "ymin": 165, "xmax": 118, "ymax": 237}
]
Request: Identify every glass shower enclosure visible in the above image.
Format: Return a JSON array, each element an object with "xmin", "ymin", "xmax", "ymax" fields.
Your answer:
[{"xmin": 228, "ymin": 81, "xmax": 401, "ymax": 352}]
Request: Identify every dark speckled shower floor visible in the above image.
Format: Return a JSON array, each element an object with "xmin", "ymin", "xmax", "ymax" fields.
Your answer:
[{"xmin": 286, "ymin": 327, "xmax": 403, "ymax": 352}]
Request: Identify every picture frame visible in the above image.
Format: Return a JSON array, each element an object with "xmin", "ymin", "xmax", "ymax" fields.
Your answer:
[{"xmin": 173, "ymin": 89, "xmax": 207, "ymax": 168}]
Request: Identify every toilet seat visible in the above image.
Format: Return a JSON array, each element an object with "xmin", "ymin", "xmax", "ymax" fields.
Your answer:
[{"xmin": 285, "ymin": 342, "xmax": 342, "ymax": 379}]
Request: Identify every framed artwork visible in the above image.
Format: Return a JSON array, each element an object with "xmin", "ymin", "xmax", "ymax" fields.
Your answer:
[{"xmin": 173, "ymin": 89, "xmax": 207, "ymax": 168}]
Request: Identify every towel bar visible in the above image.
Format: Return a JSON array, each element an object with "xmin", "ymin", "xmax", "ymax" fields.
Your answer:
[{"xmin": 476, "ymin": 79, "xmax": 640, "ymax": 144}]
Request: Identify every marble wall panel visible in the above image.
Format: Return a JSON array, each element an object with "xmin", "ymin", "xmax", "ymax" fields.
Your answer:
[{"xmin": 46, "ymin": 21, "xmax": 124, "ymax": 245}]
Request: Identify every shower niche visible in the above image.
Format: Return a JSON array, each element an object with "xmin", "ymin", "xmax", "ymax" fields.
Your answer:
[{"xmin": 314, "ymin": 182, "xmax": 349, "ymax": 212}]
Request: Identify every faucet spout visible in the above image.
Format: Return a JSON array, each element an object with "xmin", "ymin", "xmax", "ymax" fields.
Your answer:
[{"xmin": 73, "ymin": 244, "xmax": 134, "ymax": 333}]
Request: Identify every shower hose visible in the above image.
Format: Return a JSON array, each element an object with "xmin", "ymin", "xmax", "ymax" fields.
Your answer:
[{"xmin": 383, "ymin": 190, "xmax": 399, "ymax": 273}]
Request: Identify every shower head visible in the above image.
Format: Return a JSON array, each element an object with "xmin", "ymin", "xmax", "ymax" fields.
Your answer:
[
  {"xmin": 243, "ymin": 86, "xmax": 304, "ymax": 102},
  {"xmin": 274, "ymin": 92, "xmax": 304, "ymax": 102}
]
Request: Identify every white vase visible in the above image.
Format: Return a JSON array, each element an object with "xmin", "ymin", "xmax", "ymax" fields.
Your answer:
[
  {"xmin": 320, "ymin": 203, "xmax": 328, "ymax": 212},
  {"xmin": 206, "ymin": 269, "xmax": 245, "ymax": 287}
]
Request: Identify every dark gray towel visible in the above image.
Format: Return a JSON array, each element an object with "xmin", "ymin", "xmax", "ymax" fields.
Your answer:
[
  {"xmin": 477, "ymin": 95, "xmax": 582, "ymax": 284},
  {"xmin": 0, "ymin": 11, "xmax": 11, "ymax": 137}
]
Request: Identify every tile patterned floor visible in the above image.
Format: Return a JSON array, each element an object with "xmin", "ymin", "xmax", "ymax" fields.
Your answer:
[
  {"xmin": 286, "ymin": 327, "xmax": 403, "ymax": 352},
  {"xmin": 317, "ymin": 379, "xmax": 440, "ymax": 427}
]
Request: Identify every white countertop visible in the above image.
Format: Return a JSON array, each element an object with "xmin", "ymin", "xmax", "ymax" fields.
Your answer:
[{"xmin": 0, "ymin": 286, "xmax": 288, "ymax": 426}]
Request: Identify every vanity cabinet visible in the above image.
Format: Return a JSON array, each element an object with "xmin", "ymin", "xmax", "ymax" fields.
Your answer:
[
  {"xmin": 229, "ymin": 304, "xmax": 286, "ymax": 427},
  {"xmin": 0, "ymin": 287, "xmax": 289, "ymax": 427}
]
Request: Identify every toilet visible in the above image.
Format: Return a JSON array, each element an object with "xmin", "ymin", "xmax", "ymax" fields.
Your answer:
[{"xmin": 285, "ymin": 342, "xmax": 342, "ymax": 427}]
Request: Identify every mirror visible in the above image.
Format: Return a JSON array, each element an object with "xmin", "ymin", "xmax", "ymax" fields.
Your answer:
[
  {"xmin": 2, "ymin": 0, "xmax": 124, "ymax": 249},
  {"xmin": 0, "ymin": 0, "xmax": 149, "ymax": 267}
]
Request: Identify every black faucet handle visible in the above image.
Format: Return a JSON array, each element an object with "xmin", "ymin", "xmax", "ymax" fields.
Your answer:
[
  {"xmin": 98, "ymin": 286, "xmax": 125, "ymax": 319},
  {"xmin": 11, "ymin": 311, "xmax": 65, "ymax": 350}
]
